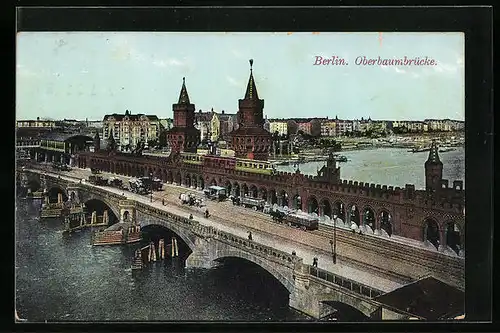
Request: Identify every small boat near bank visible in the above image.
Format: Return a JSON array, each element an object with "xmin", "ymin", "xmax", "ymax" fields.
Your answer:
[{"xmin": 439, "ymin": 147, "xmax": 456, "ymax": 153}]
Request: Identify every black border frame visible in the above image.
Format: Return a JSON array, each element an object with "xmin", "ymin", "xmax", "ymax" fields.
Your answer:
[{"xmin": 8, "ymin": 5, "xmax": 493, "ymax": 333}]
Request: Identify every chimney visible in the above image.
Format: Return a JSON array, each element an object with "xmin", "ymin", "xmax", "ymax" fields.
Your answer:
[{"xmin": 222, "ymin": 110, "xmax": 225, "ymax": 114}]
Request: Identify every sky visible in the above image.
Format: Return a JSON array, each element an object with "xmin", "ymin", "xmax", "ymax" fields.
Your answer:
[{"xmin": 16, "ymin": 32, "xmax": 464, "ymax": 121}]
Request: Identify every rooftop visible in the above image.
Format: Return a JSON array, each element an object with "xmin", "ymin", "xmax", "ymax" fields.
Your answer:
[{"xmin": 374, "ymin": 276, "xmax": 464, "ymax": 320}]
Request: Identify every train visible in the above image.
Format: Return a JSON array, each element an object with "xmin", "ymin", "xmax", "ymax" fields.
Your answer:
[{"xmin": 181, "ymin": 152, "xmax": 277, "ymax": 175}]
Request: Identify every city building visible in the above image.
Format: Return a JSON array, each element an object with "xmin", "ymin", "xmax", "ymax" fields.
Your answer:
[
  {"xmin": 268, "ymin": 120, "xmax": 288, "ymax": 136},
  {"xmin": 320, "ymin": 120, "xmax": 337, "ymax": 137},
  {"xmin": 229, "ymin": 59, "xmax": 272, "ymax": 160},
  {"xmin": 287, "ymin": 118, "xmax": 324, "ymax": 137},
  {"xmin": 102, "ymin": 110, "xmax": 160, "ymax": 151},
  {"xmin": 216, "ymin": 110, "xmax": 238, "ymax": 141},
  {"xmin": 165, "ymin": 78, "xmax": 200, "ymax": 153},
  {"xmin": 16, "ymin": 117, "xmax": 56, "ymax": 129},
  {"xmin": 335, "ymin": 118, "xmax": 353, "ymax": 136},
  {"xmin": 194, "ymin": 110, "xmax": 214, "ymax": 142}
]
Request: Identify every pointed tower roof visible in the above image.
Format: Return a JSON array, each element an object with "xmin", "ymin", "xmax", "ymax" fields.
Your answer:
[
  {"xmin": 107, "ymin": 129, "xmax": 116, "ymax": 150},
  {"xmin": 426, "ymin": 140, "xmax": 441, "ymax": 163},
  {"xmin": 244, "ymin": 59, "xmax": 259, "ymax": 100},
  {"xmin": 178, "ymin": 77, "xmax": 191, "ymax": 104}
]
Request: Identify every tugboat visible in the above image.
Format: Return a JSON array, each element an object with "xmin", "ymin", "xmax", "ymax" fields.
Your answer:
[{"xmin": 439, "ymin": 146, "xmax": 456, "ymax": 153}]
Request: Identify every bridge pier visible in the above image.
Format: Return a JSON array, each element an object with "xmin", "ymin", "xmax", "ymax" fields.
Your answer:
[{"xmin": 185, "ymin": 237, "xmax": 219, "ymax": 269}]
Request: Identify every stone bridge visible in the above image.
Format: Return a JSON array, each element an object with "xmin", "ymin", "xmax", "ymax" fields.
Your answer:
[{"xmin": 18, "ymin": 169, "xmax": 408, "ymax": 319}]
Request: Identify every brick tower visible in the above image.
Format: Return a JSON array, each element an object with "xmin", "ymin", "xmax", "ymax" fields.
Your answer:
[
  {"xmin": 166, "ymin": 77, "xmax": 200, "ymax": 153},
  {"xmin": 230, "ymin": 60, "xmax": 272, "ymax": 160},
  {"xmin": 424, "ymin": 140, "xmax": 443, "ymax": 192}
]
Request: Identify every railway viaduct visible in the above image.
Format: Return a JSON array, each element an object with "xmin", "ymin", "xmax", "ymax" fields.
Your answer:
[{"xmin": 18, "ymin": 168, "xmax": 448, "ymax": 320}]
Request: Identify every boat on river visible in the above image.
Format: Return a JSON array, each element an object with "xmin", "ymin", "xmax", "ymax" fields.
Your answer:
[{"xmin": 439, "ymin": 147, "xmax": 456, "ymax": 153}]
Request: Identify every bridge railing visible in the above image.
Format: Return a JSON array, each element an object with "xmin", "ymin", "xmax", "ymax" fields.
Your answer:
[
  {"xmin": 307, "ymin": 265, "xmax": 384, "ymax": 299},
  {"xmin": 134, "ymin": 201, "xmax": 302, "ymax": 269}
]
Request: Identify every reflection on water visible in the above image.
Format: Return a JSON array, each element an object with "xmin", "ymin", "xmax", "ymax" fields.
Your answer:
[
  {"xmin": 276, "ymin": 148, "xmax": 465, "ymax": 189},
  {"xmin": 15, "ymin": 199, "xmax": 310, "ymax": 322}
]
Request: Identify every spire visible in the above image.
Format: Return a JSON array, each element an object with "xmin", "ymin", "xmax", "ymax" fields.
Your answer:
[
  {"xmin": 178, "ymin": 77, "xmax": 190, "ymax": 104},
  {"xmin": 108, "ymin": 129, "xmax": 116, "ymax": 151},
  {"xmin": 427, "ymin": 140, "xmax": 441, "ymax": 163},
  {"xmin": 244, "ymin": 59, "xmax": 259, "ymax": 100}
]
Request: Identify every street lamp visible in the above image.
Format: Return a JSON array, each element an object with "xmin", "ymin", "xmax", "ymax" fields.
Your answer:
[
  {"xmin": 149, "ymin": 172, "xmax": 153, "ymax": 203},
  {"xmin": 331, "ymin": 214, "xmax": 337, "ymax": 264}
]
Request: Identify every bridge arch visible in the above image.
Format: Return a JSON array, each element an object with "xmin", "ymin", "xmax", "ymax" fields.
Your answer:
[
  {"xmin": 320, "ymin": 198, "xmax": 332, "ymax": 218},
  {"xmin": 362, "ymin": 205, "xmax": 376, "ymax": 229},
  {"xmin": 307, "ymin": 196, "xmax": 319, "ymax": 214},
  {"xmin": 83, "ymin": 198, "xmax": 120, "ymax": 225},
  {"xmin": 423, "ymin": 217, "xmax": 440, "ymax": 250},
  {"xmin": 80, "ymin": 194, "xmax": 121, "ymax": 220},
  {"xmin": 213, "ymin": 250, "xmax": 295, "ymax": 294},
  {"xmin": 46, "ymin": 185, "xmax": 69, "ymax": 203},
  {"xmin": 249, "ymin": 185, "xmax": 258, "ymax": 198},
  {"xmin": 139, "ymin": 219, "xmax": 197, "ymax": 252},
  {"xmin": 333, "ymin": 200, "xmax": 346, "ymax": 222},
  {"xmin": 318, "ymin": 292, "xmax": 379, "ymax": 319},
  {"xmin": 268, "ymin": 189, "xmax": 277, "ymax": 204},
  {"xmin": 444, "ymin": 220, "xmax": 464, "ymax": 255},
  {"xmin": 377, "ymin": 209, "xmax": 393, "ymax": 237}
]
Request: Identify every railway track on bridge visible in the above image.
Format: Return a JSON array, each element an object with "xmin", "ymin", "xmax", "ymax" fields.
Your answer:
[{"xmin": 25, "ymin": 165, "xmax": 463, "ymax": 290}]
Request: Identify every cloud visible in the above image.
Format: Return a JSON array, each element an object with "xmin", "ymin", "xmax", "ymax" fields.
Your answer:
[
  {"xmin": 226, "ymin": 76, "xmax": 241, "ymax": 87},
  {"xmin": 152, "ymin": 58, "xmax": 186, "ymax": 68},
  {"xmin": 231, "ymin": 49, "xmax": 243, "ymax": 58},
  {"xmin": 433, "ymin": 61, "xmax": 458, "ymax": 74},
  {"xmin": 17, "ymin": 65, "xmax": 39, "ymax": 78}
]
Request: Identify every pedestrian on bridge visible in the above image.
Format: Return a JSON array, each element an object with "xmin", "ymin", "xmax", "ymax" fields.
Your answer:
[
  {"xmin": 248, "ymin": 231, "xmax": 253, "ymax": 241},
  {"xmin": 162, "ymin": 198, "xmax": 165, "ymax": 206},
  {"xmin": 313, "ymin": 257, "xmax": 318, "ymax": 267},
  {"xmin": 189, "ymin": 214, "xmax": 193, "ymax": 220}
]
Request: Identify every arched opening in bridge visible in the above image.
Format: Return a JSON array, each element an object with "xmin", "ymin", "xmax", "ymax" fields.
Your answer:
[
  {"xmin": 47, "ymin": 187, "xmax": 68, "ymax": 203},
  {"xmin": 292, "ymin": 194, "xmax": 302, "ymax": 210},
  {"xmin": 321, "ymin": 199, "xmax": 332, "ymax": 218},
  {"xmin": 27, "ymin": 180, "xmax": 41, "ymax": 193},
  {"xmin": 268, "ymin": 189, "xmax": 277, "ymax": 205},
  {"xmin": 242, "ymin": 184, "xmax": 249, "ymax": 197},
  {"xmin": 184, "ymin": 174, "xmax": 191, "ymax": 188},
  {"xmin": 212, "ymin": 257, "xmax": 290, "ymax": 311},
  {"xmin": 259, "ymin": 188, "xmax": 267, "ymax": 201},
  {"xmin": 249, "ymin": 185, "xmax": 258, "ymax": 198},
  {"xmin": 363, "ymin": 207, "xmax": 375, "ymax": 230},
  {"xmin": 210, "ymin": 178, "xmax": 217, "ymax": 186},
  {"xmin": 423, "ymin": 218, "xmax": 440, "ymax": 250},
  {"xmin": 379, "ymin": 210, "xmax": 392, "ymax": 236},
  {"xmin": 233, "ymin": 183, "xmax": 240, "ymax": 197},
  {"xmin": 175, "ymin": 172, "xmax": 182, "ymax": 185},
  {"xmin": 139, "ymin": 224, "xmax": 192, "ymax": 263},
  {"xmin": 445, "ymin": 221, "xmax": 463, "ymax": 255},
  {"xmin": 348, "ymin": 204, "xmax": 360, "ymax": 228},
  {"xmin": 83, "ymin": 199, "xmax": 119, "ymax": 226},
  {"xmin": 307, "ymin": 196, "xmax": 319, "ymax": 214},
  {"xmin": 320, "ymin": 301, "xmax": 371, "ymax": 322},
  {"xmin": 280, "ymin": 191, "xmax": 289, "ymax": 207},
  {"xmin": 225, "ymin": 181, "xmax": 232, "ymax": 195},
  {"xmin": 334, "ymin": 201, "xmax": 345, "ymax": 223},
  {"xmin": 198, "ymin": 176, "xmax": 204, "ymax": 189}
]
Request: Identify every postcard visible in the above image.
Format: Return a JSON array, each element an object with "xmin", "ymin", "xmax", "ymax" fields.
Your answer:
[{"xmin": 16, "ymin": 30, "xmax": 466, "ymax": 322}]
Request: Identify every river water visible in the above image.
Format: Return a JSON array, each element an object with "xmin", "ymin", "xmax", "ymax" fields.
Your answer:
[
  {"xmin": 276, "ymin": 147, "xmax": 465, "ymax": 190},
  {"xmin": 15, "ymin": 198, "xmax": 311, "ymax": 322},
  {"xmin": 15, "ymin": 148, "xmax": 465, "ymax": 322}
]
